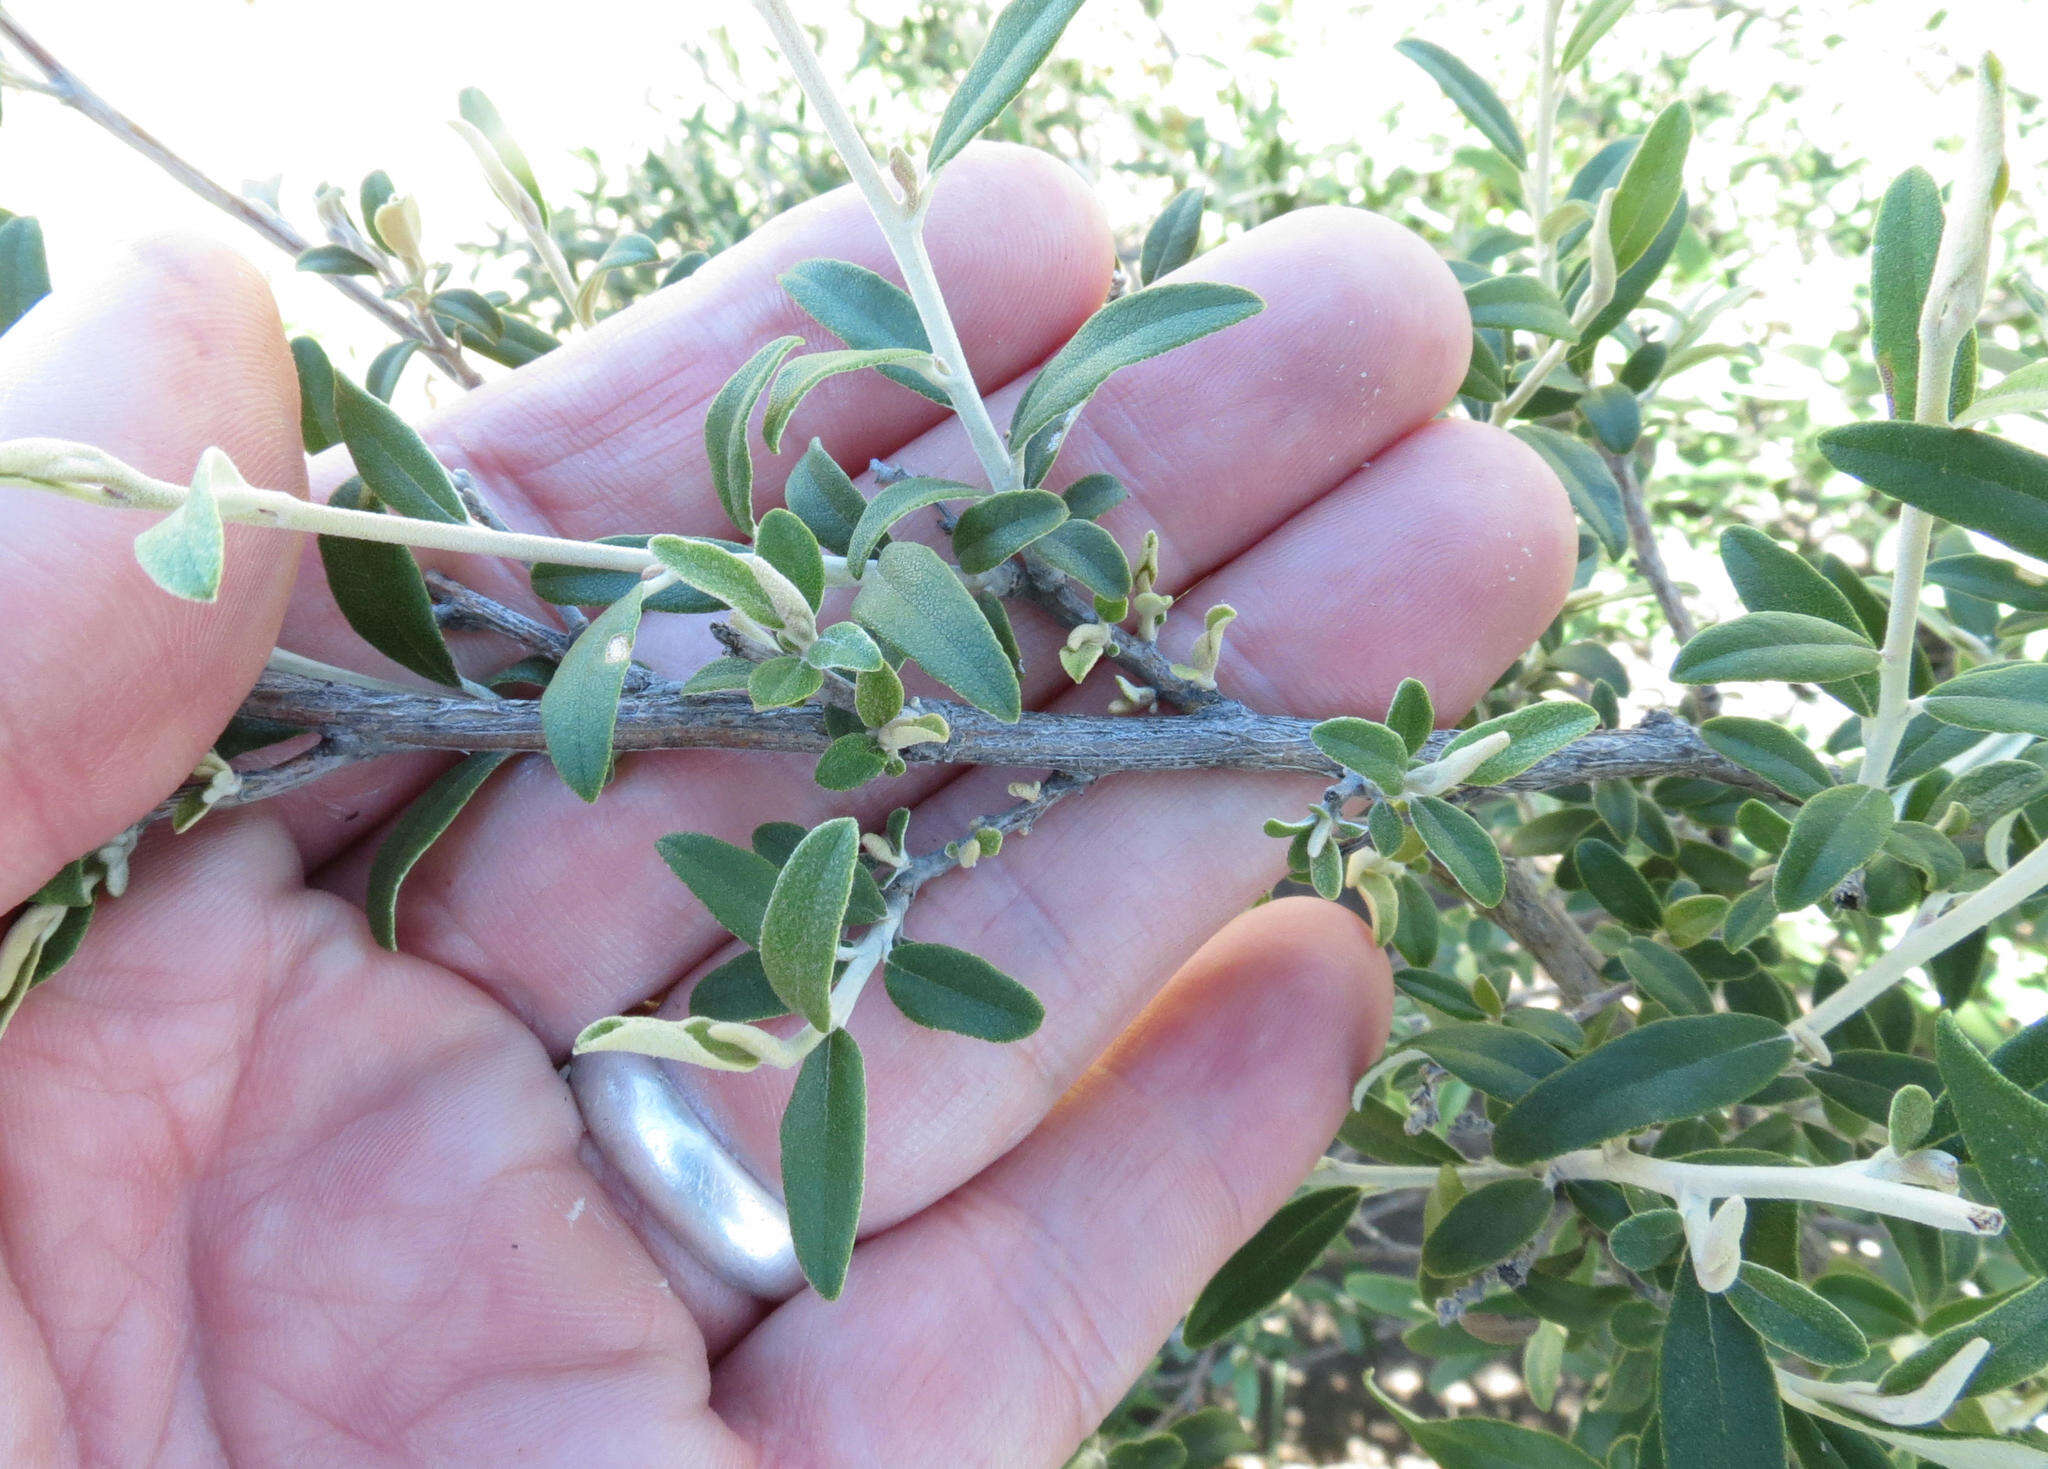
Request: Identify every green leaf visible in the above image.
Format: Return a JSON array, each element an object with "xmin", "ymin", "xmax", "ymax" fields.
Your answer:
[
  {"xmin": 1619, "ymin": 939, "xmax": 1712, "ymax": 1016},
  {"xmin": 687, "ymin": 951, "xmax": 788, "ymax": 1023},
  {"xmin": 1106, "ymin": 1436, "xmax": 1187, "ymax": 1469},
  {"xmin": 1954, "ymin": 359, "xmax": 2048, "ymax": 427},
  {"xmin": 291, "ymin": 336, "xmax": 343, "ymax": 454},
  {"xmin": 1819, "ymin": 423, "xmax": 2048, "ymax": 562},
  {"xmin": 1573, "ymin": 194, "xmax": 1689, "ymax": 356},
  {"xmin": 1610, "ymin": 1208, "xmax": 1686, "ymax": 1271},
  {"xmin": 1923, "ymin": 662, "xmax": 2048, "ymax": 738},
  {"xmin": 1580, "ymin": 382, "xmax": 1642, "ymax": 454},
  {"xmin": 1405, "ymin": 1022, "xmax": 1569, "ymax": 1103},
  {"xmin": 778, "ymin": 260, "xmax": 944, "ymax": 405},
  {"xmin": 1514, "ymin": 424, "xmax": 1628, "ymax": 557},
  {"xmin": 1870, "ymin": 167, "xmax": 1943, "ymax": 420},
  {"xmin": 1442, "ymin": 700, "xmax": 1598, "ymax": 785},
  {"xmin": 1671, "ymin": 612, "xmax": 1879, "ymax": 685},
  {"xmin": 1720, "ymin": 527, "xmax": 1866, "ymax": 632},
  {"xmin": 1060, "ymin": 472, "xmax": 1126, "ymax": 522},
  {"xmin": 1884, "ymin": 1278, "xmax": 2048, "ymax": 1399},
  {"xmin": 1658, "ymin": 1268, "xmax": 1786, "ymax": 1469},
  {"xmin": 804, "ymin": 622, "xmax": 886, "ymax": 674},
  {"xmin": 429, "ymin": 288, "xmax": 503, "ymax": 345},
  {"xmin": 647, "ymin": 535, "xmax": 778, "ymax": 625},
  {"xmin": 755, "ymin": 507, "xmax": 825, "ymax": 611},
  {"xmin": 781, "ymin": 1027, "xmax": 866, "ymax": 1299},
  {"xmin": 458, "ymin": 87, "xmax": 547, "ymax": 222},
  {"xmin": 1366, "ymin": 1376, "xmax": 1603, "ymax": 1468},
  {"xmin": 318, "ymin": 479, "xmax": 462, "ymax": 686},
  {"xmin": 1183, "ymin": 1186, "xmax": 1361, "ymax": 1348},
  {"xmin": 1465, "ymin": 274, "xmax": 1577, "ymax": 338},
  {"xmin": 539, "ymin": 586, "xmax": 646, "ymax": 800},
  {"xmin": 364, "ymin": 339, "xmax": 418, "ymax": 402},
  {"xmin": 951, "ymin": 488, "xmax": 1069, "ymax": 573},
  {"xmin": 134, "ymin": 450, "xmax": 228, "ymax": 602},
  {"xmin": 1010, "ymin": 282, "xmax": 1263, "ymax": 448},
  {"xmin": 1725, "ymin": 1263, "xmax": 1869, "ymax": 1368},
  {"xmin": 814, "ymin": 733, "xmax": 888, "ymax": 791},
  {"xmin": 0, "ymin": 215, "xmax": 52, "ymax": 335},
  {"xmin": 748, "ymin": 656, "xmax": 824, "ymax": 710},
  {"xmin": 1139, "ymin": 185, "xmax": 1205, "ymax": 285},
  {"xmin": 1774, "ymin": 784, "xmax": 1895, "ymax": 911},
  {"xmin": 530, "ymin": 534, "xmax": 731, "ymax": 615},
  {"xmin": 763, "ymin": 347, "xmax": 933, "ymax": 454},
  {"xmin": 1387, "ymin": 677, "xmax": 1435, "ymax": 755},
  {"xmin": 1925, "ymin": 553, "xmax": 2048, "ymax": 612},
  {"xmin": 884, "ymin": 942, "xmax": 1044, "ymax": 1042},
  {"xmin": 334, "ymin": 378, "xmax": 464, "ymax": 523},
  {"xmin": 365, "ymin": 752, "xmax": 511, "ymax": 949},
  {"xmin": 573, "ymin": 233, "xmax": 659, "ymax": 321},
  {"xmin": 927, "ymin": 0, "xmax": 1090, "ymax": 171},
  {"xmin": 759, "ymin": 817, "xmax": 860, "ymax": 1031},
  {"xmin": 657, "ymin": 832, "xmax": 779, "ymax": 946},
  {"xmin": 1421, "ymin": 1177, "xmax": 1554, "ymax": 1278},
  {"xmin": 1394, "ymin": 39, "xmax": 1528, "ymax": 168},
  {"xmin": 852, "ymin": 541, "xmax": 1022, "ymax": 720},
  {"xmin": 1310, "ymin": 717, "xmax": 1408, "ymax": 791},
  {"xmin": 846, "ymin": 476, "xmax": 977, "ymax": 569},
  {"xmin": 854, "ymin": 663, "xmax": 905, "ymax": 727},
  {"xmin": 1492, "ymin": 1015, "xmax": 1794, "ymax": 1165},
  {"xmin": 1937, "ymin": 1013, "xmax": 2046, "ymax": 1263},
  {"xmin": 295, "ymin": 243, "xmax": 378, "ymax": 277},
  {"xmin": 706, "ymin": 334, "xmax": 803, "ymax": 535},
  {"xmin": 1575, "ymin": 839, "xmax": 1663, "ymax": 931},
  {"xmin": 785, "ymin": 440, "xmax": 871, "ymax": 554},
  {"xmin": 1339, "ymin": 1095, "xmax": 1463, "ymax": 1166},
  {"xmin": 1559, "ymin": 0, "xmax": 1636, "ymax": 71},
  {"xmin": 1698, "ymin": 717, "xmax": 1834, "ymax": 800},
  {"xmin": 1393, "ymin": 968, "xmax": 1486, "ymax": 1021},
  {"xmin": 1608, "ymin": 103, "xmax": 1691, "ymax": 271},
  {"xmin": 1410, "ymin": 795, "xmax": 1505, "ymax": 906},
  {"xmin": 1030, "ymin": 518, "xmax": 1131, "ymax": 599}
]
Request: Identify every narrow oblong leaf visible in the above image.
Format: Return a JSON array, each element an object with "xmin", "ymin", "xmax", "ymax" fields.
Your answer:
[
  {"xmin": 1387, "ymin": 678, "xmax": 1435, "ymax": 755},
  {"xmin": 781, "ymin": 1027, "xmax": 866, "ymax": 1299},
  {"xmin": 1139, "ymin": 184, "xmax": 1205, "ymax": 285},
  {"xmin": 951, "ymin": 488, "xmax": 1069, "ymax": 573},
  {"xmin": 1310, "ymin": 717, "xmax": 1408, "ymax": 791},
  {"xmin": 1818, "ymin": 423, "xmax": 2048, "ymax": 562},
  {"xmin": 458, "ymin": 87, "xmax": 546, "ymax": 222},
  {"xmin": 927, "ymin": 0, "xmax": 1090, "ymax": 171},
  {"xmin": 755, "ymin": 507, "xmax": 826, "ymax": 611},
  {"xmin": 1030, "ymin": 518, "xmax": 1131, "ymax": 599},
  {"xmin": 1659, "ymin": 1268, "xmax": 1787, "ymax": 1469},
  {"xmin": 1404, "ymin": 1023, "xmax": 1569, "ymax": 1103},
  {"xmin": 1725, "ymin": 1263, "xmax": 1869, "ymax": 1368},
  {"xmin": 1953, "ymin": 359, "xmax": 2048, "ymax": 427},
  {"xmin": 291, "ymin": 336, "xmax": 342, "ymax": 454},
  {"xmin": 785, "ymin": 440, "xmax": 871, "ymax": 554},
  {"xmin": 1010, "ymin": 282, "xmax": 1263, "ymax": 448},
  {"xmin": 759, "ymin": 816, "xmax": 860, "ymax": 1031},
  {"xmin": 656, "ymin": 832, "xmax": 779, "ymax": 946},
  {"xmin": 1870, "ymin": 167, "xmax": 1944, "ymax": 420},
  {"xmin": 0, "ymin": 215, "xmax": 53, "ymax": 336},
  {"xmin": 539, "ymin": 585, "xmax": 647, "ymax": 800},
  {"xmin": 1671, "ymin": 612, "xmax": 1879, "ymax": 685},
  {"xmin": 531, "ymin": 534, "xmax": 731, "ymax": 615},
  {"xmin": 706, "ymin": 334, "xmax": 803, "ymax": 535},
  {"xmin": 1442, "ymin": 700, "xmax": 1597, "ymax": 786},
  {"xmin": 1936, "ymin": 1013, "xmax": 2047, "ymax": 1265},
  {"xmin": 1514, "ymin": 424, "xmax": 1628, "ymax": 557},
  {"xmin": 1492, "ymin": 1014, "xmax": 1793, "ymax": 1165},
  {"xmin": 852, "ymin": 541, "xmax": 1022, "ymax": 721},
  {"xmin": 1422, "ymin": 1177, "xmax": 1554, "ymax": 1278},
  {"xmin": 1410, "ymin": 795, "xmax": 1506, "ymax": 907},
  {"xmin": 319, "ymin": 478, "xmax": 463, "ymax": 687},
  {"xmin": 687, "ymin": 951, "xmax": 788, "ymax": 1023},
  {"xmin": 884, "ymin": 942, "xmax": 1044, "ymax": 1042},
  {"xmin": 1923, "ymin": 662, "xmax": 2048, "ymax": 738},
  {"xmin": 647, "ymin": 536, "xmax": 779, "ymax": 625},
  {"xmin": 1367, "ymin": 1377, "xmax": 1603, "ymax": 1469},
  {"xmin": 1575, "ymin": 838, "xmax": 1664, "ymax": 931},
  {"xmin": 1619, "ymin": 939, "xmax": 1712, "ymax": 1016},
  {"xmin": 1698, "ymin": 717, "xmax": 1834, "ymax": 800},
  {"xmin": 1925, "ymin": 553, "xmax": 2048, "ymax": 612},
  {"xmin": 779, "ymin": 260, "xmax": 944, "ymax": 405},
  {"xmin": 1465, "ymin": 274, "xmax": 1577, "ymax": 338},
  {"xmin": 1884, "ymin": 1278, "xmax": 2048, "ymax": 1399},
  {"xmin": 846, "ymin": 476, "xmax": 977, "ymax": 570},
  {"xmin": 1560, "ymin": 0, "xmax": 1636, "ymax": 71},
  {"xmin": 763, "ymin": 347, "xmax": 932, "ymax": 454},
  {"xmin": 1774, "ymin": 784, "xmax": 1895, "ymax": 911},
  {"xmin": 1720, "ymin": 526, "xmax": 1866, "ymax": 632},
  {"xmin": 334, "ymin": 377, "xmax": 464, "ymax": 523},
  {"xmin": 366, "ymin": 752, "xmax": 511, "ymax": 949},
  {"xmin": 1608, "ymin": 103, "xmax": 1691, "ymax": 271},
  {"xmin": 1183, "ymin": 1186, "xmax": 1361, "ymax": 1348},
  {"xmin": 1394, "ymin": 38, "xmax": 1527, "ymax": 168}
]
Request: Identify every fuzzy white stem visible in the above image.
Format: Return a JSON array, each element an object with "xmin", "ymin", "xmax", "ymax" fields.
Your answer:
[{"xmin": 749, "ymin": 0, "xmax": 1019, "ymax": 494}]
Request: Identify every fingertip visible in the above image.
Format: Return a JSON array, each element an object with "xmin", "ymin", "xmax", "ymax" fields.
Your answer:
[{"xmin": 1207, "ymin": 895, "xmax": 1394, "ymax": 1081}]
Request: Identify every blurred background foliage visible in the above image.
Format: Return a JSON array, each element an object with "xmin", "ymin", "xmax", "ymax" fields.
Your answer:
[{"xmin": 441, "ymin": 2, "xmax": 2048, "ymax": 1463}]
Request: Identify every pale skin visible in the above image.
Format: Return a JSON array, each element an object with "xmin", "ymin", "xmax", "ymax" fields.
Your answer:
[{"xmin": 0, "ymin": 145, "xmax": 1575, "ymax": 1466}]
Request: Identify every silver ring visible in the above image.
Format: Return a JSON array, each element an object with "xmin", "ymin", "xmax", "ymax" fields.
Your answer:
[{"xmin": 570, "ymin": 1050, "xmax": 804, "ymax": 1299}]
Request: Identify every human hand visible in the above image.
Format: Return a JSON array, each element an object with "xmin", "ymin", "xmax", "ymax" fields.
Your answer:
[{"xmin": 0, "ymin": 146, "xmax": 1572, "ymax": 1465}]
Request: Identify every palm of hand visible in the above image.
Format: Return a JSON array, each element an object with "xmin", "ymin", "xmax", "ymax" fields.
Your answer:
[{"xmin": 0, "ymin": 148, "xmax": 1569, "ymax": 1466}]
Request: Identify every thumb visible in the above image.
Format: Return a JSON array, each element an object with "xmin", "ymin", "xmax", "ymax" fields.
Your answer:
[{"xmin": 0, "ymin": 235, "xmax": 307, "ymax": 908}]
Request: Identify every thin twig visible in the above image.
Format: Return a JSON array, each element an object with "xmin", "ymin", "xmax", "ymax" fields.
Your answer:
[
  {"xmin": 1482, "ymin": 857, "xmax": 1610, "ymax": 1007},
  {"xmin": 1607, "ymin": 447, "xmax": 1719, "ymax": 718},
  {"xmin": 0, "ymin": 8, "xmax": 480, "ymax": 389}
]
